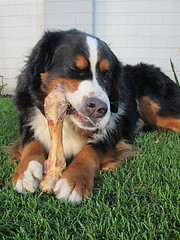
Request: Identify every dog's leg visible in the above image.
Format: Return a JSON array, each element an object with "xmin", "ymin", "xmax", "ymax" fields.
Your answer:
[
  {"xmin": 101, "ymin": 140, "xmax": 134, "ymax": 171},
  {"xmin": 12, "ymin": 140, "xmax": 46, "ymax": 193},
  {"xmin": 127, "ymin": 63, "xmax": 180, "ymax": 133},
  {"xmin": 138, "ymin": 96, "xmax": 180, "ymax": 132},
  {"xmin": 54, "ymin": 144, "xmax": 101, "ymax": 204}
]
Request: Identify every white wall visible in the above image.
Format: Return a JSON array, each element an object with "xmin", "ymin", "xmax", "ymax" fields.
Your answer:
[
  {"xmin": 45, "ymin": 0, "xmax": 93, "ymax": 34},
  {"xmin": 1, "ymin": 0, "xmax": 180, "ymax": 94},
  {"xmin": 94, "ymin": 0, "xmax": 180, "ymax": 79},
  {"xmin": 0, "ymin": 0, "xmax": 44, "ymax": 94}
]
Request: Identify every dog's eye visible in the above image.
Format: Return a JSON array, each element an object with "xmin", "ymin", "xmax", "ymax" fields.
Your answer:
[
  {"xmin": 104, "ymin": 73, "xmax": 109, "ymax": 82},
  {"xmin": 70, "ymin": 67, "xmax": 85, "ymax": 76}
]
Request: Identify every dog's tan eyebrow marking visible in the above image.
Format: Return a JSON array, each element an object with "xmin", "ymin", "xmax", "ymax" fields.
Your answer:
[
  {"xmin": 45, "ymin": 78, "xmax": 81, "ymax": 94},
  {"xmin": 75, "ymin": 55, "xmax": 88, "ymax": 70},
  {"xmin": 99, "ymin": 59, "xmax": 110, "ymax": 73}
]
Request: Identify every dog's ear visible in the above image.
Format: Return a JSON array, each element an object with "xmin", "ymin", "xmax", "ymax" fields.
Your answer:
[
  {"xmin": 28, "ymin": 32, "xmax": 58, "ymax": 83},
  {"xmin": 109, "ymin": 62, "xmax": 123, "ymax": 113},
  {"xmin": 109, "ymin": 84, "xmax": 119, "ymax": 113}
]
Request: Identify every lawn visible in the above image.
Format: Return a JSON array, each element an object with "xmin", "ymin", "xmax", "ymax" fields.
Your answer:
[{"xmin": 0, "ymin": 97, "xmax": 179, "ymax": 240}]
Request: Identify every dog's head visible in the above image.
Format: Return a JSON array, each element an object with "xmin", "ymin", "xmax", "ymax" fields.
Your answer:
[{"xmin": 29, "ymin": 29, "xmax": 122, "ymax": 131}]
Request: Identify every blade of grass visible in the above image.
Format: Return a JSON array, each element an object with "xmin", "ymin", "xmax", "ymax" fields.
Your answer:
[{"xmin": 170, "ymin": 58, "xmax": 179, "ymax": 85}]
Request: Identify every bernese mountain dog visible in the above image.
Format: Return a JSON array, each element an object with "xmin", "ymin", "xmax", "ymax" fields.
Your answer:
[{"xmin": 11, "ymin": 29, "xmax": 180, "ymax": 204}]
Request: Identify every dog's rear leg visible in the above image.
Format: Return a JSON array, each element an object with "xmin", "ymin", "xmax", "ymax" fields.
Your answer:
[
  {"xmin": 12, "ymin": 140, "xmax": 46, "ymax": 193},
  {"xmin": 138, "ymin": 96, "xmax": 180, "ymax": 132}
]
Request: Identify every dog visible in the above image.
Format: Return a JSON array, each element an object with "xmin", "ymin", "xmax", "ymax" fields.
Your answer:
[{"xmin": 11, "ymin": 29, "xmax": 180, "ymax": 204}]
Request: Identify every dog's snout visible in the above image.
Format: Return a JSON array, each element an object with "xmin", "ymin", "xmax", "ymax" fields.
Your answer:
[{"xmin": 85, "ymin": 97, "xmax": 108, "ymax": 118}]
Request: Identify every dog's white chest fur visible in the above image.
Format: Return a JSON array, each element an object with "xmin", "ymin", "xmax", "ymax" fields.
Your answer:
[
  {"xmin": 29, "ymin": 108, "xmax": 87, "ymax": 159},
  {"xmin": 62, "ymin": 116, "xmax": 87, "ymax": 158}
]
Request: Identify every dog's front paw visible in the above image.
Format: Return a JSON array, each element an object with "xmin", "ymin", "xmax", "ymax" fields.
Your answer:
[
  {"xmin": 54, "ymin": 169, "xmax": 94, "ymax": 204},
  {"xmin": 12, "ymin": 160, "xmax": 43, "ymax": 193}
]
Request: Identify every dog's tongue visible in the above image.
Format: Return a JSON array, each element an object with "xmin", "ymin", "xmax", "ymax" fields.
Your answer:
[{"xmin": 72, "ymin": 109, "xmax": 96, "ymax": 126}]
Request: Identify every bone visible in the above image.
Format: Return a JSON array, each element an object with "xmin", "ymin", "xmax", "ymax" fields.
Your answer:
[{"xmin": 40, "ymin": 83, "xmax": 68, "ymax": 193}]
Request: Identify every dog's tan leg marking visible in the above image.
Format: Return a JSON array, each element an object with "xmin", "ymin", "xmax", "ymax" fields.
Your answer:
[
  {"xmin": 101, "ymin": 140, "xmax": 134, "ymax": 171},
  {"xmin": 12, "ymin": 140, "xmax": 46, "ymax": 193},
  {"xmin": 138, "ymin": 96, "xmax": 180, "ymax": 132},
  {"xmin": 156, "ymin": 117, "xmax": 180, "ymax": 133},
  {"xmin": 54, "ymin": 144, "xmax": 100, "ymax": 204}
]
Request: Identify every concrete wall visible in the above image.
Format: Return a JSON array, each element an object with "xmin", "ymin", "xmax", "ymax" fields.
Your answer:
[
  {"xmin": 1, "ymin": 0, "xmax": 180, "ymax": 94},
  {"xmin": 94, "ymin": 0, "xmax": 180, "ymax": 79},
  {"xmin": 0, "ymin": 0, "xmax": 44, "ymax": 94},
  {"xmin": 45, "ymin": 0, "xmax": 93, "ymax": 34}
]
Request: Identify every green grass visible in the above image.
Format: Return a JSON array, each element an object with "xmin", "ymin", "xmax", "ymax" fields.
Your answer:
[{"xmin": 0, "ymin": 97, "xmax": 179, "ymax": 240}]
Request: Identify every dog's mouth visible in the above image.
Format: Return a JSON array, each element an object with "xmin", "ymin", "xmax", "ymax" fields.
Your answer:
[{"xmin": 67, "ymin": 105, "xmax": 97, "ymax": 129}]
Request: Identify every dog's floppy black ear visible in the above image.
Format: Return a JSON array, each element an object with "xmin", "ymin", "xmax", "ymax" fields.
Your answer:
[
  {"xmin": 28, "ymin": 31, "xmax": 59, "ymax": 83},
  {"xmin": 109, "ymin": 84, "xmax": 119, "ymax": 113},
  {"xmin": 109, "ymin": 62, "xmax": 122, "ymax": 113}
]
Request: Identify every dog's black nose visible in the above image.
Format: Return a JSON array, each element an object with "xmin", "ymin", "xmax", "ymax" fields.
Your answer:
[{"xmin": 85, "ymin": 97, "xmax": 108, "ymax": 118}]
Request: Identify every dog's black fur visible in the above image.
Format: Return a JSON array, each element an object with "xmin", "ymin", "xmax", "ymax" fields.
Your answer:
[
  {"xmin": 16, "ymin": 31, "xmax": 180, "ymax": 145},
  {"xmin": 12, "ymin": 29, "xmax": 180, "ymax": 203}
]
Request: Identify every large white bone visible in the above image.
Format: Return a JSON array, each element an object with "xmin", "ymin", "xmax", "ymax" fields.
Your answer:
[{"xmin": 40, "ymin": 83, "xmax": 68, "ymax": 193}]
